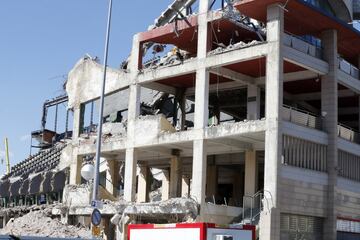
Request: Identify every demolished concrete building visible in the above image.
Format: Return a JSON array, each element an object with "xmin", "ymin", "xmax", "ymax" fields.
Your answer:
[{"xmin": 2, "ymin": 0, "xmax": 360, "ymax": 239}]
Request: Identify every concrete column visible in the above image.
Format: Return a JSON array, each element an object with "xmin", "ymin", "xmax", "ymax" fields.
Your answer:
[
  {"xmin": 321, "ymin": 29, "xmax": 338, "ymax": 240},
  {"xmin": 191, "ymin": 140, "xmax": 207, "ymax": 204},
  {"xmin": 137, "ymin": 166, "xmax": 150, "ymax": 203},
  {"xmin": 191, "ymin": 0, "xmax": 210, "ymax": 207},
  {"xmin": 197, "ymin": 0, "xmax": 211, "ymax": 59},
  {"xmin": 260, "ymin": 4, "xmax": 284, "ymax": 240},
  {"xmin": 245, "ymin": 151, "xmax": 258, "ymax": 196},
  {"xmin": 69, "ymin": 153, "xmax": 81, "ymax": 185},
  {"xmin": 180, "ymin": 93, "xmax": 187, "ymax": 130},
  {"xmin": 358, "ymin": 97, "xmax": 360, "ymax": 131},
  {"xmin": 169, "ymin": 154, "xmax": 182, "ymax": 198},
  {"xmin": 206, "ymin": 163, "xmax": 218, "ymax": 199},
  {"xmin": 105, "ymin": 159, "xmax": 119, "ymax": 196},
  {"xmin": 123, "ymin": 148, "xmax": 137, "ymax": 202},
  {"xmin": 124, "ymin": 64, "xmax": 141, "ymax": 203},
  {"xmin": 233, "ymin": 170, "xmax": 244, "ymax": 206},
  {"xmin": 181, "ymin": 176, "xmax": 190, "ymax": 197},
  {"xmin": 128, "ymin": 34, "xmax": 141, "ymax": 71},
  {"xmin": 358, "ymin": 56, "xmax": 360, "ymax": 131},
  {"xmin": 72, "ymin": 106, "xmax": 83, "ymax": 140},
  {"xmin": 161, "ymin": 170, "xmax": 170, "ymax": 201},
  {"xmin": 68, "ymin": 105, "xmax": 86, "ymax": 194},
  {"xmin": 247, "ymin": 85, "xmax": 261, "ymax": 120},
  {"xmin": 244, "ymin": 151, "xmax": 258, "ymax": 208}
]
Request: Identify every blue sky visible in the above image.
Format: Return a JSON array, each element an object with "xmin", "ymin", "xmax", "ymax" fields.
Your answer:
[{"xmin": 0, "ymin": 0, "xmax": 173, "ymax": 175}]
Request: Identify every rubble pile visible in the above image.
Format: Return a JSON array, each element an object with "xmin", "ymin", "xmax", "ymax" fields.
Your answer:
[
  {"xmin": 210, "ymin": 40, "xmax": 262, "ymax": 55},
  {"xmin": 112, "ymin": 198, "xmax": 199, "ymax": 227},
  {"xmin": 0, "ymin": 210, "xmax": 92, "ymax": 238}
]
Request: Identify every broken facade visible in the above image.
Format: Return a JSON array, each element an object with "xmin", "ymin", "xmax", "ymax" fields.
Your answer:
[
  {"xmin": 66, "ymin": 0, "xmax": 360, "ymax": 239},
  {"xmin": 2, "ymin": 0, "xmax": 360, "ymax": 240}
]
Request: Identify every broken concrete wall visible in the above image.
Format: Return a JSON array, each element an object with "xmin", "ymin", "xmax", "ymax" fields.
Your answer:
[
  {"xmin": 62, "ymin": 184, "xmax": 91, "ymax": 207},
  {"xmin": 134, "ymin": 115, "xmax": 176, "ymax": 144},
  {"xmin": 66, "ymin": 57, "xmax": 130, "ymax": 109}
]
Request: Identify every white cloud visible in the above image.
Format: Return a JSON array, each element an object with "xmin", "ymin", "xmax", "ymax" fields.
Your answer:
[{"xmin": 20, "ymin": 134, "xmax": 31, "ymax": 142}]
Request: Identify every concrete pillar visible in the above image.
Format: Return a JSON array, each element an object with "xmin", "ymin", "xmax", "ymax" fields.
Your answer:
[
  {"xmin": 233, "ymin": 170, "xmax": 244, "ymax": 207},
  {"xmin": 106, "ymin": 159, "xmax": 120, "ymax": 196},
  {"xmin": 244, "ymin": 151, "xmax": 258, "ymax": 208},
  {"xmin": 245, "ymin": 151, "xmax": 258, "ymax": 196},
  {"xmin": 69, "ymin": 154, "xmax": 82, "ymax": 185},
  {"xmin": 69, "ymin": 106, "xmax": 83, "ymax": 185},
  {"xmin": 128, "ymin": 34, "xmax": 141, "ymax": 71},
  {"xmin": 191, "ymin": 140, "xmax": 207, "ymax": 205},
  {"xmin": 321, "ymin": 29, "xmax": 338, "ymax": 240},
  {"xmin": 72, "ymin": 106, "xmax": 83, "ymax": 139},
  {"xmin": 358, "ymin": 56, "xmax": 360, "ymax": 131},
  {"xmin": 123, "ymin": 148, "xmax": 137, "ymax": 202},
  {"xmin": 358, "ymin": 97, "xmax": 360, "ymax": 131},
  {"xmin": 196, "ymin": 0, "xmax": 211, "ymax": 60},
  {"xmin": 247, "ymin": 85, "xmax": 261, "ymax": 120},
  {"xmin": 181, "ymin": 176, "xmax": 190, "ymax": 197},
  {"xmin": 190, "ymin": 0, "xmax": 211, "ymax": 207},
  {"xmin": 2, "ymin": 213, "xmax": 8, "ymax": 228},
  {"xmin": 206, "ymin": 163, "xmax": 218, "ymax": 199},
  {"xmin": 124, "ymin": 43, "xmax": 141, "ymax": 204},
  {"xmin": 161, "ymin": 170, "xmax": 170, "ymax": 201},
  {"xmin": 260, "ymin": 4, "xmax": 284, "ymax": 240},
  {"xmin": 178, "ymin": 89, "xmax": 187, "ymax": 130},
  {"xmin": 169, "ymin": 154, "xmax": 182, "ymax": 198},
  {"xmin": 137, "ymin": 166, "xmax": 150, "ymax": 203}
]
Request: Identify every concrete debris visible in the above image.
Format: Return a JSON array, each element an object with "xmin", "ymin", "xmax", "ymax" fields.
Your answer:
[
  {"xmin": 103, "ymin": 122, "xmax": 127, "ymax": 137},
  {"xmin": 112, "ymin": 198, "xmax": 199, "ymax": 228},
  {"xmin": 209, "ymin": 40, "xmax": 262, "ymax": 55},
  {"xmin": 0, "ymin": 210, "xmax": 92, "ymax": 238},
  {"xmin": 143, "ymin": 48, "xmax": 192, "ymax": 70},
  {"xmin": 149, "ymin": 187, "xmax": 162, "ymax": 202},
  {"xmin": 0, "ymin": 203, "xmax": 55, "ymax": 217}
]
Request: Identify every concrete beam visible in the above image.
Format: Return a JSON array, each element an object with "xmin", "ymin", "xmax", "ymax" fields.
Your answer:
[
  {"xmin": 209, "ymin": 138, "xmax": 253, "ymax": 150},
  {"xmin": 283, "ymin": 45, "xmax": 329, "ymax": 75},
  {"xmin": 141, "ymin": 82, "xmax": 177, "ymax": 95},
  {"xmin": 137, "ymin": 43, "xmax": 269, "ymax": 85},
  {"xmin": 291, "ymin": 89, "xmax": 356, "ymax": 101},
  {"xmin": 338, "ymin": 70, "xmax": 360, "ymax": 95},
  {"xmin": 209, "ymin": 67, "xmax": 255, "ymax": 85},
  {"xmin": 256, "ymin": 70, "xmax": 317, "ymax": 85}
]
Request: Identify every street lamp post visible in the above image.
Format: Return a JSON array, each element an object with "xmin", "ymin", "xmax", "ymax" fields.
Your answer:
[{"xmin": 92, "ymin": 0, "xmax": 113, "ymax": 204}]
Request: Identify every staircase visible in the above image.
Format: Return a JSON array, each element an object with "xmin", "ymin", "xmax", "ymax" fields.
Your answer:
[
  {"xmin": 241, "ymin": 190, "xmax": 274, "ymax": 226},
  {"xmin": 242, "ymin": 191, "xmax": 264, "ymax": 225}
]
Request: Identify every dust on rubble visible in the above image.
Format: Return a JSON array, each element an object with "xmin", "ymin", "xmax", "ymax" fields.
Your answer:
[{"xmin": 0, "ymin": 210, "xmax": 92, "ymax": 238}]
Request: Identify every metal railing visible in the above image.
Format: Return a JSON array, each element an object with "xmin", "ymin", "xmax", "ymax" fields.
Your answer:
[
  {"xmin": 338, "ymin": 123, "xmax": 360, "ymax": 144},
  {"xmin": 338, "ymin": 56, "xmax": 360, "ymax": 79},
  {"xmin": 339, "ymin": 150, "xmax": 360, "ymax": 181},
  {"xmin": 282, "ymin": 105, "xmax": 322, "ymax": 130},
  {"xmin": 241, "ymin": 190, "xmax": 274, "ymax": 225},
  {"xmin": 284, "ymin": 33, "xmax": 323, "ymax": 59},
  {"xmin": 242, "ymin": 192, "xmax": 262, "ymax": 225}
]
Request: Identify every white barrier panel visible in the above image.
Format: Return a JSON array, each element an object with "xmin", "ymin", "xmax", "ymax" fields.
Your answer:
[{"xmin": 128, "ymin": 223, "xmax": 255, "ymax": 240}]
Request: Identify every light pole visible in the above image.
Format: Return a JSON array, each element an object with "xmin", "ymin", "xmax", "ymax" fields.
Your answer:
[{"xmin": 92, "ymin": 0, "xmax": 113, "ymax": 204}]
